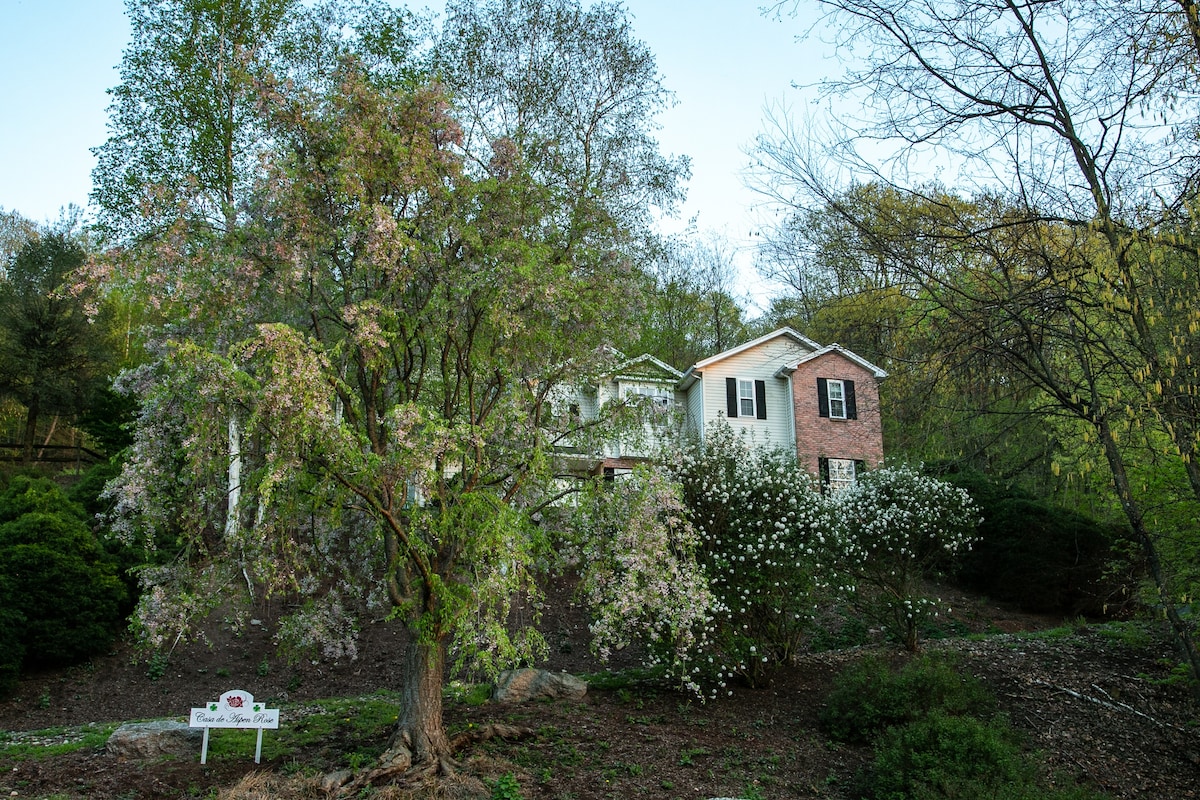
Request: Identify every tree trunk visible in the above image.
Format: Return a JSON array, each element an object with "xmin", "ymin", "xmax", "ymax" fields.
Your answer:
[
  {"xmin": 396, "ymin": 636, "xmax": 452, "ymax": 767},
  {"xmin": 1096, "ymin": 415, "xmax": 1200, "ymax": 700},
  {"xmin": 21, "ymin": 394, "xmax": 38, "ymax": 465}
]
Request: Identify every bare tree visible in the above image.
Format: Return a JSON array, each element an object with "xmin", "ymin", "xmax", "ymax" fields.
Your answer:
[{"xmin": 754, "ymin": 0, "xmax": 1200, "ymax": 687}]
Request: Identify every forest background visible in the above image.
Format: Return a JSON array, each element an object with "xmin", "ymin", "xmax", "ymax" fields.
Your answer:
[{"xmin": 2, "ymin": 0, "xmax": 1200, "ymax": 789}]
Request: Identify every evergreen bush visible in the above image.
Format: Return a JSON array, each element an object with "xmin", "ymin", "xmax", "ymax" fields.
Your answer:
[
  {"xmin": 943, "ymin": 469, "xmax": 1134, "ymax": 615},
  {"xmin": 862, "ymin": 711, "xmax": 1108, "ymax": 800},
  {"xmin": 0, "ymin": 572, "xmax": 25, "ymax": 696},
  {"xmin": 0, "ymin": 477, "xmax": 127, "ymax": 672},
  {"xmin": 821, "ymin": 654, "xmax": 994, "ymax": 744},
  {"xmin": 861, "ymin": 710, "xmax": 1031, "ymax": 799}
]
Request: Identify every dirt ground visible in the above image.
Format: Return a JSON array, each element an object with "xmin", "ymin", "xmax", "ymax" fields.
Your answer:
[{"xmin": 1, "ymin": 586, "xmax": 1197, "ymax": 799}]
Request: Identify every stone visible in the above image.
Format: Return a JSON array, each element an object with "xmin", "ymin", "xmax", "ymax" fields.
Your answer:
[
  {"xmin": 106, "ymin": 721, "xmax": 203, "ymax": 759},
  {"xmin": 492, "ymin": 668, "xmax": 587, "ymax": 703}
]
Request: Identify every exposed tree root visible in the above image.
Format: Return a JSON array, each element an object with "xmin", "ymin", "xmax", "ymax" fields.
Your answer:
[
  {"xmin": 448, "ymin": 722, "xmax": 535, "ymax": 751},
  {"xmin": 331, "ymin": 724, "xmax": 534, "ymax": 796}
]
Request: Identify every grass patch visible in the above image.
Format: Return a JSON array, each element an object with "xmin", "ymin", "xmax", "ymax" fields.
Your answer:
[
  {"xmin": 0, "ymin": 723, "xmax": 119, "ymax": 760},
  {"xmin": 446, "ymin": 680, "xmax": 493, "ymax": 706},
  {"xmin": 580, "ymin": 665, "xmax": 667, "ymax": 692},
  {"xmin": 1095, "ymin": 620, "xmax": 1154, "ymax": 650}
]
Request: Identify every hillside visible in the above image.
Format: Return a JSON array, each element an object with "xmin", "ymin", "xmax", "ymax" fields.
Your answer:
[{"xmin": 0, "ymin": 590, "xmax": 1196, "ymax": 799}]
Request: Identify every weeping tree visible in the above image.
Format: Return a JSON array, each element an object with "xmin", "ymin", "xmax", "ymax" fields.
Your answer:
[{"xmin": 102, "ymin": 0, "xmax": 692, "ymax": 785}]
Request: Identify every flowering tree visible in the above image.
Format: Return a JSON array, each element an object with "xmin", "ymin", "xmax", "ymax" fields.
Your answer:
[
  {"xmin": 827, "ymin": 464, "xmax": 980, "ymax": 651},
  {"xmin": 98, "ymin": 0, "xmax": 687, "ymax": 785},
  {"xmin": 668, "ymin": 422, "xmax": 833, "ymax": 686},
  {"xmin": 567, "ymin": 468, "xmax": 715, "ymax": 695}
]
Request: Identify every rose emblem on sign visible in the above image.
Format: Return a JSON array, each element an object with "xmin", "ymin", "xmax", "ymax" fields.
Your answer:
[{"xmin": 226, "ymin": 695, "xmax": 244, "ymax": 708}]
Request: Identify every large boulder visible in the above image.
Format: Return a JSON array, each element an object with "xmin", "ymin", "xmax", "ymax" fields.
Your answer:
[
  {"xmin": 492, "ymin": 668, "xmax": 587, "ymax": 703},
  {"xmin": 106, "ymin": 721, "xmax": 202, "ymax": 758}
]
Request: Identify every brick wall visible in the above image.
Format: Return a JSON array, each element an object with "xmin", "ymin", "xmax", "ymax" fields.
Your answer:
[{"xmin": 790, "ymin": 353, "xmax": 884, "ymax": 477}]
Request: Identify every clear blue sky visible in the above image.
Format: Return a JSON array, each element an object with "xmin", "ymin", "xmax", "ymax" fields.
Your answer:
[{"xmin": 0, "ymin": 0, "xmax": 834, "ymax": 307}]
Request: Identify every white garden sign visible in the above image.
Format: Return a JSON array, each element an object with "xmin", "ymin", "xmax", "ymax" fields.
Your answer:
[{"xmin": 189, "ymin": 689, "xmax": 279, "ymax": 764}]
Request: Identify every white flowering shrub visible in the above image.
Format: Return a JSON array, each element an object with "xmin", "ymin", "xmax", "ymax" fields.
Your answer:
[
  {"xmin": 668, "ymin": 423, "xmax": 833, "ymax": 685},
  {"xmin": 569, "ymin": 468, "xmax": 716, "ymax": 696},
  {"xmin": 827, "ymin": 464, "xmax": 981, "ymax": 651}
]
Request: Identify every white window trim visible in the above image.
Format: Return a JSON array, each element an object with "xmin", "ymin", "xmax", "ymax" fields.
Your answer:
[
  {"xmin": 738, "ymin": 379, "xmax": 755, "ymax": 417},
  {"xmin": 827, "ymin": 379, "xmax": 847, "ymax": 419},
  {"xmin": 625, "ymin": 385, "xmax": 672, "ymax": 413},
  {"xmin": 827, "ymin": 458, "xmax": 857, "ymax": 493}
]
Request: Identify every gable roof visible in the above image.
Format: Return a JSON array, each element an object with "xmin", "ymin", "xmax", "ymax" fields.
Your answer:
[
  {"xmin": 690, "ymin": 327, "xmax": 821, "ymax": 370},
  {"xmin": 612, "ymin": 353, "xmax": 684, "ymax": 382},
  {"xmin": 777, "ymin": 343, "xmax": 889, "ymax": 379},
  {"xmin": 677, "ymin": 327, "xmax": 821, "ymax": 390}
]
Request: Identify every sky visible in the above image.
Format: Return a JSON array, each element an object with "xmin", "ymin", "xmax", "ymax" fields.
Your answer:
[{"xmin": 0, "ymin": 0, "xmax": 835, "ymax": 310}]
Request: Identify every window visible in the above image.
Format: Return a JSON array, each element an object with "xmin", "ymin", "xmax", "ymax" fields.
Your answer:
[
  {"xmin": 725, "ymin": 377, "xmax": 767, "ymax": 419},
  {"xmin": 626, "ymin": 386, "xmax": 671, "ymax": 413},
  {"xmin": 827, "ymin": 380, "xmax": 846, "ymax": 419},
  {"xmin": 817, "ymin": 378, "xmax": 857, "ymax": 420},
  {"xmin": 738, "ymin": 380, "xmax": 755, "ymax": 417},
  {"xmin": 625, "ymin": 386, "xmax": 674, "ymax": 428},
  {"xmin": 819, "ymin": 457, "xmax": 864, "ymax": 494}
]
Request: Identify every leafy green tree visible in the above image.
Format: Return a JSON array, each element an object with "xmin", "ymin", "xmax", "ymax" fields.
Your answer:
[
  {"xmin": 92, "ymin": 0, "xmax": 298, "ymax": 242},
  {"xmin": 434, "ymin": 0, "xmax": 689, "ymax": 251},
  {"xmin": 759, "ymin": 184, "xmax": 1064, "ymax": 491},
  {"xmin": 0, "ymin": 207, "xmax": 36, "ymax": 267},
  {"xmin": 633, "ymin": 233, "xmax": 749, "ymax": 368},
  {"xmin": 0, "ymin": 229, "xmax": 118, "ymax": 463}
]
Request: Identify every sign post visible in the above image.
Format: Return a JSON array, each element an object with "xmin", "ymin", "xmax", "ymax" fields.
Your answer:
[{"xmin": 188, "ymin": 689, "xmax": 280, "ymax": 764}]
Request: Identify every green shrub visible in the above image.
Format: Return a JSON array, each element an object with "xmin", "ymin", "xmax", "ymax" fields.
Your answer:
[
  {"xmin": 67, "ymin": 459, "xmax": 165, "ymax": 612},
  {"xmin": 941, "ymin": 468, "xmax": 1135, "ymax": 616},
  {"xmin": 821, "ymin": 654, "xmax": 994, "ymax": 744},
  {"xmin": 861, "ymin": 711, "xmax": 1110, "ymax": 800},
  {"xmin": 0, "ymin": 573, "xmax": 25, "ymax": 696},
  {"xmin": 0, "ymin": 475, "xmax": 88, "ymax": 523},
  {"xmin": 67, "ymin": 460, "xmax": 122, "ymax": 521},
  {"xmin": 860, "ymin": 711, "xmax": 1031, "ymax": 799},
  {"xmin": 0, "ymin": 479, "xmax": 127, "ymax": 670}
]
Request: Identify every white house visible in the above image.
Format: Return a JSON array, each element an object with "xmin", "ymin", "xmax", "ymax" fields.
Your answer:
[{"xmin": 562, "ymin": 328, "xmax": 887, "ymax": 490}]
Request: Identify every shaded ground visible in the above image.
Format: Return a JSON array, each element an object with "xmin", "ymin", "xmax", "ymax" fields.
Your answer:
[{"xmin": 1, "ymin": 588, "xmax": 1197, "ymax": 799}]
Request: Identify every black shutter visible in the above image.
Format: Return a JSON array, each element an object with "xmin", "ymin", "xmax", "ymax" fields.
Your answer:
[
  {"xmin": 845, "ymin": 380, "xmax": 857, "ymax": 420},
  {"xmin": 754, "ymin": 380, "xmax": 767, "ymax": 419},
  {"xmin": 817, "ymin": 377, "xmax": 829, "ymax": 418},
  {"xmin": 726, "ymin": 377, "xmax": 739, "ymax": 418},
  {"xmin": 854, "ymin": 459, "xmax": 866, "ymax": 480},
  {"xmin": 818, "ymin": 457, "xmax": 830, "ymax": 489}
]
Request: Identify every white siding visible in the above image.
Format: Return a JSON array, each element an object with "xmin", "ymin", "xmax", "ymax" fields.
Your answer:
[
  {"xmin": 685, "ymin": 380, "xmax": 705, "ymax": 440},
  {"xmin": 611, "ymin": 378, "xmax": 678, "ymax": 458},
  {"xmin": 697, "ymin": 336, "xmax": 810, "ymax": 454}
]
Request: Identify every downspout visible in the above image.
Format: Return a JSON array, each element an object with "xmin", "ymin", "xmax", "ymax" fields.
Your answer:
[{"xmin": 785, "ymin": 372, "xmax": 797, "ymax": 463}]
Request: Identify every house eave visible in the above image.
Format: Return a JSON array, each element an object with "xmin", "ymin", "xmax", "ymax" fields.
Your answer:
[
  {"xmin": 776, "ymin": 343, "xmax": 889, "ymax": 379},
  {"xmin": 686, "ymin": 327, "xmax": 821, "ymax": 372}
]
